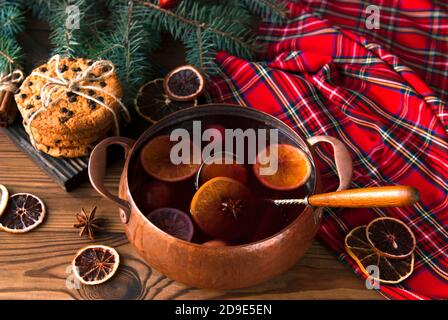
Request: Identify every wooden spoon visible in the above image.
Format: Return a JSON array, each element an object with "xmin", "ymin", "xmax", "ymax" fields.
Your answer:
[{"xmin": 268, "ymin": 186, "xmax": 419, "ymax": 208}]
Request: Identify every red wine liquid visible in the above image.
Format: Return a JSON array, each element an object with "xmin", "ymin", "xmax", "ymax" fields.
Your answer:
[{"xmin": 130, "ymin": 114, "xmax": 311, "ymax": 245}]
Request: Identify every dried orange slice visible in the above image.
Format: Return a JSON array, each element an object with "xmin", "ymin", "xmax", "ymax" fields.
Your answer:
[
  {"xmin": 366, "ymin": 217, "xmax": 416, "ymax": 259},
  {"xmin": 0, "ymin": 184, "xmax": 9, "ymax": 217},
  {"xmin": 0, "ymin": 193, "xmax": 46, "ymax": 233},
  {"xmin": 140, "ymin": 135, "xmax": 200, "ymax": 182},
  {"xmin": 199, "ymin": 153, "xmax": 248, "ymax": 186},
  {"xmin": 163, "ymin": 65, "xmax": 205, "ymax": 101},
  {"xmin": 135, "ymin": 79, "xmax": 197, "ymax": 123},
  {"xmin": 345, "ymin": 226, "xmax": 414, "ymax": 284},
  {"xmin": 253, "ymin": 144, "xmax": 311, "ymax": 191},
  {"xmin": 72, "ymin": 245, "xmax": 119, "ymax": 285},
  {"xmin": 191, "ymin": 177, "xmax": 255, "ymax": 240}
]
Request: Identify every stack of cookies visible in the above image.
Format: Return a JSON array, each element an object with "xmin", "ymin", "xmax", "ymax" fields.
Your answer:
[{"xmin": 15, "ymin": 56, "xmax": 123, "ymax": 158}]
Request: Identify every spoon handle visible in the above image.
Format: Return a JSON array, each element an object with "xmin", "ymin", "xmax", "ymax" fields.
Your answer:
[
  {"xmin": 268, "ymin": 199, "xmax": 307, "ymax": 206},
  {"xmin": 308, "ymin": 186, "xmax": 419, "ymax": 208}
]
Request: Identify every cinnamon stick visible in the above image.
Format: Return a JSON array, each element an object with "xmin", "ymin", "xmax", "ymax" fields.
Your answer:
[{"xmin": 0, "ymin": 91, "xmax": 17, "ymax": 127}]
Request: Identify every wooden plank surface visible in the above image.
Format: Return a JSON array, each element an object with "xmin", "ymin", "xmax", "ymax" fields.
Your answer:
[
  {"xmin": 0, "ymin": 133, "xmax": 382, "ymax": 300},
  {"xmin": 3, "ymin": 124, "xmax": 90, "ymax": 191}
]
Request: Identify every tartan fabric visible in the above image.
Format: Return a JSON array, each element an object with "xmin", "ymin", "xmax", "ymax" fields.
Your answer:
[{"xmin": 206, "ymin": 1, "xmax": 448, "ymax": 300}]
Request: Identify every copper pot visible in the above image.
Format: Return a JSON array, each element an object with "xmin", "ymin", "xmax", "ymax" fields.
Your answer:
[{"xmin": 88, "ymin": 104, "xmax": 356, "ymax": 289}]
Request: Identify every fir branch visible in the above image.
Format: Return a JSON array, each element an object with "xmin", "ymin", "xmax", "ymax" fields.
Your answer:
[
  {"xmin": 136, "ymin": 0, "xmax": 258, "ymax": 74},
  {"xmin": 238, "ymin": 0, "xmax": 290, "ymax": 24},
  {"xmin": 25, "ymin": 0, "xmax": 99, "ymax": 57},
  {"xmin": 0, "ymin": 2, "xmax": 25, "ymax": 36},
  {"xmin": 0, "ymin": 37, "xmax": 22, "ymax": 73},
  {"xmin": 184, "ymin": 27, "xmax": 216, "ymax": 73},
  {"xmin": 89, "ymin": 0, "xmax": 157, "ymax": 104},
  {"xmin": 0, "ymin": 1, "xmax": 25, "ymax": 73}
]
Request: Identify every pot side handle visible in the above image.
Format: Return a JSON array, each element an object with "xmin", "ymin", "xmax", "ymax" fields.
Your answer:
[
  {"xmin": 89, "ymin": 136, "xmax": 136, "ymax": 224},
  {"xmin": 307, "ymin": 135, "xmax": 353, "ymax": 191}
]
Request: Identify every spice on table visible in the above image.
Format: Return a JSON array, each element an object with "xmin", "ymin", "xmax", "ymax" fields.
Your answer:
[
  {"xmin": 72, "ymin": 245, "xmax": 119, "ymax": 285},
  {"xmin": 0, "ymin": 70, "xmax": 24, "ymax": 127},
  {"xmin": 74, "ymin": 206, "xmax": 104, "ymax": 240}
]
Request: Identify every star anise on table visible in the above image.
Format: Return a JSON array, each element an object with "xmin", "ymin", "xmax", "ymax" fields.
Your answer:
[{"xmin": 74, "ymin": 206, "xmax": 104, "ymax": 240}]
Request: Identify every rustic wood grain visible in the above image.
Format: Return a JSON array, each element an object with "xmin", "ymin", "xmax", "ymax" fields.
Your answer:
[{"xmin": 0, "ymin": 133, "xmax": 382, "ymax": 300}]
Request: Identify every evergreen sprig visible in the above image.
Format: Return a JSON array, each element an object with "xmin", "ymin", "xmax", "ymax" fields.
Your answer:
[
  {"xmin": 0, "ymin": 36, "xmax": 22, "ymax": 74},
  {"xmin": 238, "ymin": 0, "xmax": 290, "ymax": 24},
  {"xmin": 0, "ymin": 1, "xmax": 25, "ymax": 73},
  {"xmin": 0, "ymin": 2, "xmax": 25, "ymax": 35},
  {"xmin": 1, "ymin": 0, "xmax": 290, "ymax": 108},
  {"xmin": 25, "ymin": 0, "xmax": 101, "ymax": 58},
  {"xmin": 137, "ymin": 0, "xmax": 258, "ymax": 74},
  {"xmin": 89, "ymin": 0, "xmax": 159, "ymax": 104}
]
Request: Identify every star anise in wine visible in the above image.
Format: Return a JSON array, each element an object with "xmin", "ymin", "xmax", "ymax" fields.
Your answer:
[
  {"xmin": 74, "ymin": 206, "xmax": 104, "ymax": 240},
  {"xmin": 221, "ymin": 199, "xmax": 244, "ymax": 221}
]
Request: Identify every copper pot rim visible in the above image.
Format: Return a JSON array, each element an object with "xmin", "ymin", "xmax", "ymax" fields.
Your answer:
[{"xmin": 123, "ymin": 104, "xmax": 320, "ymax": 249}]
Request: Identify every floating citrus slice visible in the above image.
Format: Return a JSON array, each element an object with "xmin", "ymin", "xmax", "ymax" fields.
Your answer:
[
  {"xmin": 135, "ymin": 79, "xmax": 197, "ymax": 123},
  {"xmin": 253, "ymin": 144, "xmax": 311, "ymax": 191},
  {"xmin": 140, "ymin": 135, "xmax": 200, "ymax": 182},
  {"xmin": 0, "ymin": 184, "xmax": 9, "ymax": 217},
  {"xmin": 202, "ymin": 240, "xmax": 228, "ymax": 247},
  {"xmin": 72, "ymin": 245, "xmax": 120, "ymax": 285},
  {"xmin": 163, "ymin": 65, "xmax": 205, "ymax": 101},
  {"xmin": 345, "ymin": 226, "xmax": 414, "ymax": 284},
  {"xmin": 366, "ymin": 217, "xmax": 416, "ymax": 259},
  {"xmin": 191, "ymin": 177, "xmax": 255, "ymax": 240},
  {"xmin": 0, "ymin": 193, "xmax": 46, "ymax": 233},
  {"xmin": 146, "ymin": 208, "xmax": 194, "ymax": 242},
  {"xmin": 199, "ymin": 153, "xmax": 248, "ymax": 187}
]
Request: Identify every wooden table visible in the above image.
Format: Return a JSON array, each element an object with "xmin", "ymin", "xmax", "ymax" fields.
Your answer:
[{"xmin": 0, "ymin": 132, "xmax": 382, "ymax": 300}]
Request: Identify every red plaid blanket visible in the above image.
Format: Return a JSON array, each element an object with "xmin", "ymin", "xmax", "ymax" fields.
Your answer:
[{"xmin": 207, "ymin": 1, "xmax": 448, "ymax": 300}]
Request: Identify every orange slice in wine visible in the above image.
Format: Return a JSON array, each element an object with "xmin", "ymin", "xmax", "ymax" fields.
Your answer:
[
  {"xmin": 140, "ymin": 135, "xmax": 200, "ymax": 182},
  {"xmin": 190, "ymin": 177, "xmax": 255, "ymax": 241},
  {"xmin": 146, "ymin": 208, "xmax": 194, "ymax": 242},
  {"xmin": 202, "ymin": 240, "xmax": 228, "ymax": 247},
  {"xmin": 253, "ymin": 144, "xmax": 311, "ymax": 191},
  {"xmin": 199, "ymin": 153, "xmax": 248, "ymax": 186}
]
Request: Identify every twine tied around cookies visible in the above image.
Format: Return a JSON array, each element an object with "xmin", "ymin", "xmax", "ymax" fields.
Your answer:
[
  {"xmin": 0, "ymin": 69, "xmax": 24, "ymax": 93},
  {"xmin": 27, "ymin": 55, "xmax": 131, "ymax": 147}
]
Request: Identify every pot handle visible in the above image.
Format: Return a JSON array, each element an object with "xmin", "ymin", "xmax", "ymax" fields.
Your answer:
[
  {"xmin": 89, "ymin": 136, "xmax": 136, "ymax": 224},
  {"xmin": 307, "ymin": 135, "xmax": 353, "ymax": 191}
]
